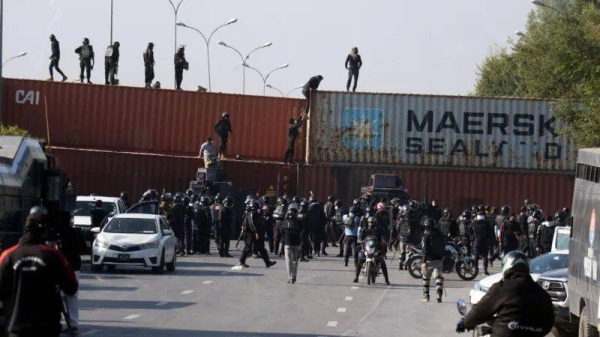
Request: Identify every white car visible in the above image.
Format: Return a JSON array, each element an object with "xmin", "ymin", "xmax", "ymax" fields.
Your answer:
[
  {"xmin": 73, "ymin": 195, "xmax": 127, "ymax": 247},
  {"xmin": 469, "ymin": 250, "xmax": 569, "ymax": 304},
  {"xmin": 91, "ymin": 214, "xmax": 177, "ymax": 274}
]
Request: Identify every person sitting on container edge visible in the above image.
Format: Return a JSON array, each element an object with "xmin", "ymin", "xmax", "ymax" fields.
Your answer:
[
  {"xmin": 199, "ymin": 137, "xmax": 217, "ymax": 168},
  {"xmin": 302, "ymin": 75, "xmax": 323, "ymax": 115}
]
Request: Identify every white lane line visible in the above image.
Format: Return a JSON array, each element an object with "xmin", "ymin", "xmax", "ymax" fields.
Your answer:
[
  {"xmin": 181, "ymin": 290, "xmax": 194, "ymax": 295},
  {"xmin": 327, "ymin": 321, "xmax": 338, "ymax": 327},
  {"xmin": 351, "ymin": 286, "xmax": 359, "ymax": 290},
  {"xmin": 344, "ymin": 296, "xmax": 353, "ymax": 301},
  {"xmin": 337, "ymin": 307, "xmax": 347, "ymax": 313},
  {"xmin": 123, "ymin": 314, "xmax": 140, "ymax": 320},
  {"xmin": 81, "ymin": 329, "xmax": 101, "ymax": 336},
  {"xmin": 156, "ymin": 301, "xmax": 169, "ymax": 306},
  {"xmin": 202, "ymin": 280, "xmax": 213, "ymax": 284}
]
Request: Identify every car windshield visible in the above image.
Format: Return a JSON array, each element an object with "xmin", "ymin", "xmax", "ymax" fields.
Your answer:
[
  {"xmin": 555, "ymin": 231, "xmax": 570, "ymax": 251},
  {"xmin": 72, "ymin": 201, "xmax": 117, "ymax": 217},
  {"xmin": 103, "ymin": 218, "xmax": 157, "ymax": 234},
  {"xmin": 530, "ymin": 253, "xmax": 569, "ymax": 274}
]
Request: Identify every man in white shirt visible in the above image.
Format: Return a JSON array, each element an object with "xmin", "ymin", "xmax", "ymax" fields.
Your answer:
[{"xmin": 199, "ymin": 137, "xmax": 217, "ymax": 168}]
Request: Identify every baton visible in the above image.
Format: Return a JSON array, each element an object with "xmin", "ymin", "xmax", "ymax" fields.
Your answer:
[{"xmin": 235, "ymin": 230, "xmax": 245, "ymax": 249}]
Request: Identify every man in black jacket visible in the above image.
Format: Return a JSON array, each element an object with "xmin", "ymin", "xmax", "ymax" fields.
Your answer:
[
  {"xmin": 174, "ymin": 46, "xmax": 188, "ymax": 90},
  {"xmin": 456, "ymin": 251, "xmax": 554, "ymax": 337},
  {"xmin": 237, "ymin": 201, "xmax": 276, "ymax": 269},
  {"xmin": 219, "ymin": 197, "xmax": 235, "ymax": 258},
  {"xmin": 471, "ymin": 212, "xmax": 491, "ymax": 276},
  {"xmin": 302, "ymin": 75, "xmax": 323, "ymax": 114},
  {"xmin": 421, "ymin": 218, "xmax": 445, "ymax": 303},
  {"xmin": 282, "ymin": 208, "xmax": 302, "ymax": 283},
  {"xmin": 48, "ymin": 34, "xmax": 67, "ymax": 82},
  {"xmin": 0, "ymin": 208, "xmax": 78, "ymax": 337},
  {"xmin": 104, "ymin": 41, "xmax": 120, "ymax": 85},
  {"xmin": 308, "ymin": 197, "xmax": 328, "ymax": 257},
  {"xmin": 143, "ymin": 42, "xmax": 155, "ymax": 88},
  {"xmin": 353, "ymin": 217, "xmax": 390, "ymax": 285},
  {"xmin": 214, "ymin": 112, "xmax": 232, "ymax": 159},
  {"xmin": 283, "ymin": 116, "xmax": 304, "ymax": 164},
  {"xmin": 345, "ymin": 47, "xmax": 362, "ymax": 92}
]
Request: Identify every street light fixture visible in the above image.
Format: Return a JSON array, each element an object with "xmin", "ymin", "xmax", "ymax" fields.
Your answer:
[
  {"xmin": 168, "ymin": 0, "xmax": 185, "ymax": 89},
  {"xmin": 2, "ymin": 51, "xmax": 27, "ymax": 69},
  {"xmin": 218, "ymin": 40, "xmax": 273, "ymax": 94},
  {"xmin": 176, "ymin": 18, "xmax": 238, "ymax": 92},
  {"xmin": 245, "ymin": 63, "xmax": 290, "ymax": 95},
  {"xmin": 531, "ymin": 0, "xmax": 560, "ymax": 12},
  {"xmin": 286, "ymin": 85, "xmax": 304, "ymax": 97},
  {"xmin": 265, "ymin": 84, "xmax": 284, "ymax": 97}
]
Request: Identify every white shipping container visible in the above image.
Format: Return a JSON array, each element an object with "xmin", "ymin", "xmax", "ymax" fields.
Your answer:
[{"xmin": 307, "ymin": 91, "xmax": 576, "ymax": 172}]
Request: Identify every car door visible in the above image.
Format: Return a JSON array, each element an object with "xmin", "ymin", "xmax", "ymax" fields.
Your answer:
[{"xmin": 160, "ymin": 218, "xmax": 175, "ymax": 261}]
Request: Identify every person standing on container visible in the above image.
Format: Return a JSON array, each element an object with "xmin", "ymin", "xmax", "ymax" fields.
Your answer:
[
  {"xmin": 143, "ymin": 43, "xmax": 155, "ymax": 88},
  {"xmin": 75, "ymin": 38, "xmax": 95, "ymax": 84},
  {"xmin": 214, "ymin": 112, "xmax": 232, "ymax": 159},
  {"xmin": 48, "ymin": 34, "xmax": 67, "ymax": 82},
  {"xmin": 104, "ymin": 41, "xmax": 120, "ymax": 85},
  {"xmin": 283, "ymin": 116, "xmax": 304, "ymax": 164},
  {"xmin": 174, "ymin": 46, "xmax": 189, "ymax": 90},
  {"xmin": 345, "ymin": 47, "xmax": 362, "ymax": 92},
  {"xmin": 301, "ymin": 75, "xmax": 323, "ymax": 115}
]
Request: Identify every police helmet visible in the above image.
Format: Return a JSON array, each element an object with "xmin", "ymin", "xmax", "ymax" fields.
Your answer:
[
  {"xmin": 327, "ymin": 195, "xmax": 335, "ymax": 203},
  {"xmin": 500, "ymin": 205, "xmax": 511, "ymax": 216},
  {"xmin": 120, "ymin": 191, "xmax": 129, "ymax": 200},
  {"xmin": 277, "ymin": 197, "xmax": 288, "ymax": 206},
  {"xmin": 251, "ymin": 201, "xmax": 260, "ymax": 211},
  {"xmin": 365, "ymin": 206, "xmax": 374, "ymax": 216},
  {"xmin": 222, "ymin": 112, "xmax": 229, "ymax": 119},
  {"xmin": 443, "ymin": 207, "xmax": 451, "ymax": 217},
  {"xmin": 83, "ymin": 38, "xmax": 90, "ymax": 44},
  {"xmin": 555, "ymin": 211, "xmax": 567, "ymax": 222},
  {"xmin": 391, "ymin": 198, "xmax": 400, "ymax": 205},
  {"xmin": 367, "ymin": 216, "xmax": 377, "ymax": 226},
  {"xmin": 214, "ymin": 194, "xmax": 223, "ymax": 204},
  {"xmin": 532, "ymin": 209, "xmax": 543, "ymax": 220},
  {"xmin": 477, "ymin": 205, "xmax": 485, "ymax": 212},
  {"xmin": 501, "ymin": 251, "xmax": 530, "ymax": 277},
  {"xmin": 30, "ymin": 206, "xmax": 48, "ymax": 216},
  {"xmin": 95, "ymin": 199, "xmax": 103, "ymax": 207},
  {"xmin": 224, "ymin": 196, "xmax": 234, "ymax": 206},
  {"xmin": 524, "ymin": 198, "xmax": 531, "ymax": 206},
  {"xmin": 308, "ymin": 196, "xmax": 317, "ymax": 204},
  {"xmin": 183, "ymin": 196, "xmax": 190, "ymax": 205},
  {"xmin": 353, "ymin": 199, "xmax": 361, "ymax": 206},
  {"xmin": 200, "ymin": 196, "xmax": 210, "ymax": 205},
  {"xmin": 287, "ymin": 207, "xmax": 299, "ymax": 218},
  {"xmin": 160, "ymin": 193, "xmax": 172, "ymax": 202},
  {"xmin": 173, "ymin": 195, "xmax": 182, "ymax": 204},
  {"xmin": 261, "ymin": 195, "xmax": 270, "ymax": 205},
  {"xmin": 562, "ymin": 207, "xmax": 570, "ymax": 214},
  {"xmin": 462, "ymin": 210, "xmax": 472, "ymax": 220},
  {"xmin": 348, "ymin": 206, "xmax": 358, "ymax": 215},
  {"xmin": 423, "ymin": 217, "xmax": 435, "ymax": 229},
  {"xmin": 292, "ymin": 196, "xmax": 301, "ymax": 204},
  {"xmin": 186, "ymin": 189, "xmax": 194, "ymax": 198},
  {"xmin": 299, "ymin": 201, "xmax": 309, "ymax": 211},
  {"xmin": 334, "ymin": 199, "xmax": 343, "ymax": 207},
  {"xmin": 191, "ymin": 194, "xmax": 199, "ymax": 203}
]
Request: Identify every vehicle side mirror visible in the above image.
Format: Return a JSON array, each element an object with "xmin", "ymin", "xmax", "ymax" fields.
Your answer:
[
  {"xmin": 90, "ymin": 227, "xmax": 101, "ymax": 234},
  {"xmin": 163, "ymin": 230, "xmax": 172, "ymax": 236},
  {"xmin": 457, "ymin": 299, "xmax": 467, "ymax": 316}
]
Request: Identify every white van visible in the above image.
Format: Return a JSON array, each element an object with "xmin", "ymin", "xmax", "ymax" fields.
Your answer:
[{"xmin": 72, "ymin": 195, "xmax": 127, "ymax": 246}]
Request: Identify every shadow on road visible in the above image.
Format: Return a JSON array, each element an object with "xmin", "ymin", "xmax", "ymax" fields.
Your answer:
[
  {"xmin": 175, "ymin": 261, "xmax": 235, "ymax": 268},
  {"xmin": 79, "ymin": 285, "xmax": 139, "ymax": 292},
  {"xmin": 79, "ymin": 299, "xmax": 196, "ymax": 310},
  {"xmin": 80, "ymin": 325, "xmax": 338, "ymax": 337}
]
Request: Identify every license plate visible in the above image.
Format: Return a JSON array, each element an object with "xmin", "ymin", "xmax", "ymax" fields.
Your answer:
[{"xmin": 118, "ymin": 254, "xmax": 130, "ymax": 261}]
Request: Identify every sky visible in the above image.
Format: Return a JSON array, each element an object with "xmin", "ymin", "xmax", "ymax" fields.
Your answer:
[{"xmin": 2, "ymin": 0, "xmax": 536, "ymax": 98}]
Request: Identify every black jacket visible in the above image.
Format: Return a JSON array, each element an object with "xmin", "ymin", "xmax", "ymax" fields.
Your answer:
[
  {"xmin": 303, "ymin": 76, "xmax": 322, "ymax": 91},
  {"xmin": 438, "ymin": 217, "xmax": 458, "ymax": 238},
  {"xmin": 288, "ymin": 119, "xmax": 303, "ymax": 140},
  {"xmin": 56, "ymin": 225, "xmax": 86, "ymax": 271},
  {"xmin": 194, "ymin": 207, "xmax": 212, "ymax": 232},
  {"xmin": 174, "ymin": 52, "xmax": 187, "ymax": 69},
  {"xmin": 144, "ymin": 48, "xmax": 154, "ymax": 66},
  {"xmin": 0, "ymin": 234, "xmax": 78, "ymax": 336},
  {"xmin": 282, "ymin": 217, "xmax": 302, "ymax": 246},
  {"xmin": 463, "ymin": 268, "xmax": 554, "ymax": 337},
  {"xmin": 307, "ymin": 203, "xmax": 327, "ymax": 230},
  {"xmin": 220, "ymin": 206, "xmax": 234, "ymax": 235},
  {"xmin": 345, "ymin": 54, "xmax": 362, "ymax": 70},
  {"xmin": 421, "ymin": 228, "xmax": 445, "ymax": 262},
  {"xmin": 51, "ymin": 39, "xmax": 60, "ymax": 59},
  {"xmin": 90, "ymin": 208, "xmax": 107, "ymax": 228},
  {"xmin": 214, "ymin": 119, "xmax": 232, "ymax": 136}
]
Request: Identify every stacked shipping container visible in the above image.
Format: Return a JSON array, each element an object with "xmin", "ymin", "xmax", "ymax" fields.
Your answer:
[{"xmin": 1, "ymin": 79, "xmax": 577, "ymax": 212}]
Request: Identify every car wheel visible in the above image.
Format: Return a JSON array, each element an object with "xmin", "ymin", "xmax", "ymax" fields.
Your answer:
[
  {"xmin": 579, "ymin": 305, "xmax": 599, "ymax": 337},
  {"xmin": 107, "ymin": 265, "xmax": 117, "ymax": 272},
  {"xmin": 152, "ymin": 249, "xmax": 166, "ymax": 274},
  {"xmin": 166, "ymin": 250, "xmax": 176, "ymax": 272},
  {"xmin": 91, "ymin": 264, "xmax": 103, "ymax": 273}
]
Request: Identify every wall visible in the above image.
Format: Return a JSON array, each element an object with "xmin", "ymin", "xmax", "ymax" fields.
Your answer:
[
  {"xmin": 3, "ymin": 79, "xmax": 305, "ymax": 161},
  {"xmin": 308, "ymin": 91, "xmax": 576, "ymax": 172}
]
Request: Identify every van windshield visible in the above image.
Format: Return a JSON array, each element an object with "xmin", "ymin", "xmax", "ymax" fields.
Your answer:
[{"xmin": 72, "ymin": 201, "xmax": 117, "ymax": 217}]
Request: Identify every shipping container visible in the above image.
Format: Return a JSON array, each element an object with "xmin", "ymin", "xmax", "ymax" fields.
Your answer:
[
  {"xmin": 297, "ymin": 164, "xmax": 574, "ymax": 216},
  {"xmin": 307, "ymin": 91, "xmax": 576, "ymax": 172},
  {"xmin": 3, "ymin": 78, "xmax": 305, "ymax": 161},
  {"xmin": 50, "ymin": 147, "xmax": 296, "ymax": 201}
]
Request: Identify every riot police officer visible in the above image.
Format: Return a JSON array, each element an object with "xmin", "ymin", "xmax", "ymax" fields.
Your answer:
[
  {"xmin": 219, "ymin": 196, "xmax": 234, "ymax": 257},
  {"xmin": 421, "ymin": 218, "xmax": 446, "ymax": 302},
  {"xmin": 282, "ymin": 207, "xmax": 302, "ymax": 283},
  {"xmin": 526, "ymin": 209, "xmax": 543, "ymax": 258},
  {"xmin": 195, "ymin": 196, "xmax": 212, "ymax": 254},
  {"xmin": 343, "ymin": 206, "xmax": 360, "ymax": 267},
  {"xmin": 171, "ymin": 195, "xmax": 187, "ymax": 256},
  {"xmin": 307, "ymin": 196, "xmax": 327, "ymax": 257},
  {"xmin": 457, "ymin": 210, "xmax": 473, "ymax": 255},
  {"xmin": 501, "ymin": 213, "xmax": 522, "ymax": 255},
  {"xmin": 537, "ymin": 215, "xmax": 556, "ymax": 254},
  {"xmin": 471, "ymin": 212, "xmax": 491, "ymax": 275},
  {"xmin": 298, "ymin": 200, "xmax": 312, "ymax": 261},
  {"xmin": 334, "ymin": 199, "xmax": 347, "ymax": 257},
  {"xmin": 237, "ymin": 201, "xmax": 277, "ymax": 268},
  {"xmin": 324, "ymin": 195, "xmax": 336, "ymax": 248},
  {"xmin": 120, "ymin": 191, "xmax": 130, "ymax": 209},
  {"xmin": 214, "ymin": 112, "xmax": 232, "ymax": 159},
  {"xmin": 273, "ymin": 197, "xmax": 288, "ymax": 256},
  {"xmin": 260, "ymin": 196, "xmax": 275, "ymax": 253},
  {"xmin": 211, "ymin": 194, "xmax": 223, "ymax": 251},
  {"xmin": 398, "ymin": 202, "xmax": 420, "ymax": 270},
  {"xmin": 354, "ymin": 217, "xmax": 391, "ymax": 285},
  {"xmin": 438, "ymin": 208, "xmax": 458, "ymax": 239}
]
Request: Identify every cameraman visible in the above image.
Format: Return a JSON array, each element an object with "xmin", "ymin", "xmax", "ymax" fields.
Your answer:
[{"xmin": 0, "ymin": 207, "xmax": 78, "ymax": 337}]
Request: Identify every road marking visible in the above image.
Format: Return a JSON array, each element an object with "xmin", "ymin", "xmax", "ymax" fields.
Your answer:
[
  {"xmin": 220, "ymin": 271, "xmax": 229, "ymax": 275},
  {"xmin": 344, "ymin": 296, "xmax": 353, "ymax": 301},
  {"xmin": 351, "ymin": 286, "xmax": 359, "ymax": 290},
  {"xmin": 156, "ymin": 301, "xmax": 169, "ymax": 306},
  {"xmin": 181, "ymin": 290, "xmax": 194, "ymax": 295},
  {"xmin": 202, "ymin": 280, "xmax": 213, "ymax": 285},
  {"xmin": 81, "ymin": 329, "xmax": 101, "ymax": 335},
  {"xmin": 337, "ymin": 307, "xmax": 347, "ymax": 313},
  {"xmin": 359, "ymin": 276, "xmax": 363, "ymax": 280},
  {"xmin": 123, "ymin": 314, "xmax": 140, "ymax": 320},
  {"xmin": 327, "ymin": 321, "xmax": 338, "ymax": 327}
]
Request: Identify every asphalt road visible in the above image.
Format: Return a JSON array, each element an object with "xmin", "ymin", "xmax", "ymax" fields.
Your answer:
[{"xmin": 76, "ymin": 242, "xmax": 500, "ymax": 337}]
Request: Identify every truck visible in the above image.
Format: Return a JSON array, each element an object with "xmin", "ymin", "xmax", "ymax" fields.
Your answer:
[
  {"xmin": 568, "ymin": 148, "xmax": 600, "ymax": 336},
  {"xmin": 360, "ymin": 174, "xmax": 410, "ymax": 205},
  {"xmin": 0, "ymin": 136, "xmax": 72, "ymax": 252}
]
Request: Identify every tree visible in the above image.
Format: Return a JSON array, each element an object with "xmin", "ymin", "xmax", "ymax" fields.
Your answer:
[
  {"xmin": 474, "ymin": 48, "xmax": 523, "ymax": 97},
  {"xmin": 0, "ymin": 125, "xmax": 31, "ymax": 137}
]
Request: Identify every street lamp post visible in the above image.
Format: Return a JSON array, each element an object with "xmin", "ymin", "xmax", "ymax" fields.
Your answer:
[
  {"xmin": 2, "ymin": 52, "xmax": 27, "ymax": 69},
  {"xmin": 286, "ymin": 85, "xmax": 304, "ymax": 97},
  {"xmin": 176, "ymin": 18, "xmax": 237, "ymax": 92},
  {"xmin": 218, "ymin": 40, "xmax": 272, "ymax": 94},
  {"xmin": 265, "ymin": 84, "xmax": 284, "ymax": 97},
  {"xmin": 531, "ymin": 0, "xmax": 560, "ymax": 12},
  {"xmin": 245, "ymin": 63, "xmax": 289, "ymax": 95},
  {"xmin": 168, "ymin": 0, "xmax": 185, "ymax": 89}
]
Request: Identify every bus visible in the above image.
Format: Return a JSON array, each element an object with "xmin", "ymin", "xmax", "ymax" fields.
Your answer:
[{"xmin": 568, "ymin": 148, "xmax": 600, "ymax": 336}]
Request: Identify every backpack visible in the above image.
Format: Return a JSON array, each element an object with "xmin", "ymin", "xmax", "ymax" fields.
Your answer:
[
  {"xmin": 105, "ymin": 45, "xmax": 114, "ymax": 58},
  {"xmin": 81, "ymin": 45, "xmax": 92, "ymax": 59},
  {"xmin": 273, "ymin": 204, "xmax": 286, "ymax": 219}
]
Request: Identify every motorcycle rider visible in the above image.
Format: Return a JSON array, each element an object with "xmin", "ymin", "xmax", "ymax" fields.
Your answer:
[
  {"xmin": 456, "ymin": 251, "xmax": 554, "ymax": 337},
  {"xmin": 437, "ymin": 208, "xmax": 458, "ymax": 239},
  {"xmin": 471, "ymin": 212, "xmax": 491, "ymax": 275},
  {"xmin": 537, "ymin": 215, "xmax": 556, "ymax": 254},
  {"xmin": 282, "ymin": 207, "xmax": 302, "ymax": 283},
  {"xmin": 308, "ymin": 196, "xmax": 328, "ymax": 257},
  {"xmin": 398, "ymin": 201, "xmax": 420, "ymax": 270},
  {"xmin": 298, "ymin": 200, "xmax": 312, "ymax": 261},
  {"xmin": 219, "ymin": 196, "xmax": 234, "ymax": 258},
  {"xmin": 343, "ymin": 206, "xmax": 360, "ymax": 267},
  {"xmin": 525, "ymin": 209, "xmax": 543, "ymax": 258},
  {"xmin": 354, "ymin": 217, "xmax": 391, "ymax": 285},
  {"xmin": 421, "ymin": 218, "xmax": 446, "ymax": 303},
  {"xmin": 237, "ymin": 201, "xmax": 277, "ymax": 268},
  {"xmin": 272, "ymin": 197, "xmax": 288, "ymax": 256},
  {"xmin": 374, "ymin": 200, "xmax": 391, "ymax": 250}
]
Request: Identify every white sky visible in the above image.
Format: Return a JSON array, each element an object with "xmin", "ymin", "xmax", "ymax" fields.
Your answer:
[{"xmin": 2, "ymin": 0, "xmax": 535, "ymax": 97}]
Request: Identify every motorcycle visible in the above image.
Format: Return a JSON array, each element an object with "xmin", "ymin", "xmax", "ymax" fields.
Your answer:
[
  {"xmin": 362, "ymin": 236, "xmax": 383, "ymax": 285},
  {"xmin": 407, "ymin": 239, "xmax": 479, "ymax": 281},
  {"xmin": 457, "ymin": 299, "xmax": 492, "ymax": 337}
]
